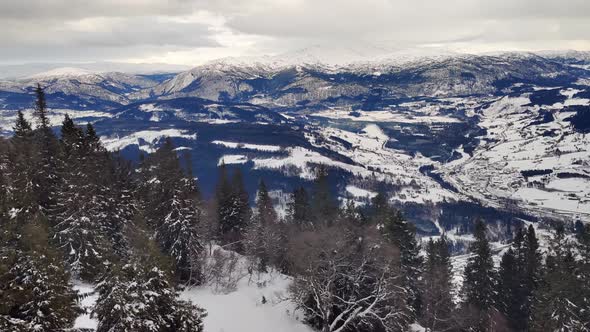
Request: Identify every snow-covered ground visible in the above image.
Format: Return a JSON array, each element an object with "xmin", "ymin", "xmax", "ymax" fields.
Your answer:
[
  {"xmin": 101, "ymin": 129, "xmax": 197, "ymax": 153},
  {"xmin": 438, "ymin": 94, "xmax": 590, "ymax": 220},
  {"xmin": 312, "ymin": 109, "xmax": 461, "ymax": 124},
  {"xmin": 0, "ymin": 108, "xmax": 112, "ymax": 134},
  {"xmin": 71, "ymin": 246, "xmax": 312, "ymax": 332},
  {"xmin": 72, "ymin": 281, "xmax": 99, "ymax": 330},
  {"xmin": 181, "ymin": 273, "xmax": 311, "ymax": 332}
]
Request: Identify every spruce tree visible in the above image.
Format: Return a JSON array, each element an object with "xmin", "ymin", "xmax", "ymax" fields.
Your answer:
[
  {"xmin": 0, "ymin": 215, "xmax": 79, "ymax": 331},
  {"xmin": 287, "ymin": 186, "xmax": 311, "ymax": 228},
  {"xmin": 496, "ymin": 247, "xmax": 521, "ymax": 329},
  {"xmin": 138, "ymin": 138, "xmax": 204, "ymax": 284},
  {"xmin": 530, "ymin": 225, "xmax": 587, "ymax": 331},
  {"xmin": 60, "ymin": 114, "xmax": 84, "ymax": 156},
  {"xmin": 310, "ymin": 165, "xmax": 338, "ymax": 227},
  {"xmin": 421, "ymin": 236, "xmax": 455, "ymax": 331},
  {"xmin": 245, "ymin": 179, "xmax": 278, "ymax": 272},
  {"xmin": 94, "ymin": 263, "xmax": 206, "ymax": 332},
  {"xmin": 51, "ymin": 117, "xmax": 112, "ymax": 281},
  {"xmin": 31, "ymin": 83, "xmax": 61, "ymax": 210},
  {"xmin": 461, "ymin": 219, "xmax": 496, "ymax": 331},
  {"xmin": 217, "ymin": 167, "xmax": 250, "ymax": 249},
  {"xmin": 13, "ymin": 111, "xmax": 32, "ymax": 138},
  {"xmin": 381, "ymin": 207, "xmax": 423, "ymax": 317}
]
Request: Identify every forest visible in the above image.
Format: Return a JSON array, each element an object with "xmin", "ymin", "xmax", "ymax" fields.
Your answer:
[{"xmin": 1, "ymin": 85, "xmax": 589, "ymax": 331}]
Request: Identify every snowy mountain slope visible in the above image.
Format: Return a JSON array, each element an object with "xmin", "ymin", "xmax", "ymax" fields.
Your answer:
[
  {"xmin": 0, "ymin": 69, "xmax": 163, "ymax": 111},
  {"xmin": 131, "ymin": 52, "xmax": 589, "ymax": 109}
]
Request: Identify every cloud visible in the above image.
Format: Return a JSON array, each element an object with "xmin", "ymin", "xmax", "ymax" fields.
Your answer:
[{"xmin": 0, "ymin": 0, "xmax": 589, "ymax": 65}]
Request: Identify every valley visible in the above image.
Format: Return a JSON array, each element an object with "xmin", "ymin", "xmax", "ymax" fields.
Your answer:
[{"xmin": 1, "ymin": 50, "xmax": 589, "ymax": 239}]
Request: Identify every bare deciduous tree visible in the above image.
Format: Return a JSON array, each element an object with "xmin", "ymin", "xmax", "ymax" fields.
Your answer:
[{"xmin": 288, "ymin": 225, "xmax": 410, "ymax": 332}]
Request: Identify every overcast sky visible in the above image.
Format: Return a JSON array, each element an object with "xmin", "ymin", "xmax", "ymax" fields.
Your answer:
[{"xmin": 1, "ymin": 0, "xmax": 590, "ymax": 65}]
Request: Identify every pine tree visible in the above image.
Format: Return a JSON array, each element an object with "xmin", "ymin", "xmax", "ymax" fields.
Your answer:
[
  {"xmin": 94, "ymin": 263, "xmax": 206, "ymax": 332},
  {"xmin": 31, "ymin": 83, "xmax": 61, "ymax": 210},
  {"xmin": 34, "ymin": 84, "xmax": 49, "ymax": 130},
  {"xmin": 51, "ymin": 117, "xmax": 112, "ymax": 281},
  {"xmin": 245, "ymin": 179, "xmax": 278, "ymax": 272},
  {"xmin": 0, "ymin": 215, "xmax": 79, "ymax": 331},
  {"xmin": 421, "ymin": 236, "xmax": 455, "ymax": 331},
  {"xmin": 287, "ymin": 186, "xmax": 312, "ymax": 228},
  {"xmin": 60, "ymin": 114, "xmax": 84, "ymax": 156},
  {"xmin": 137, "ymin": 138, "xmax": 204, "ymax": 284},
  {"xmin": 530, "ymin": 225, "xmax": 587, "ymax": 331},
  {"xmin": 577, "ymin": 224, "xmax": 590, "ymax": 329},
  {"xmin": 381, "ymin": 207, "xmax": 423, "ymax": 317},
  {"xmin": 310, "ymin": 165, "xmax": 338, "ymax": 227},
  {"xmin": 461, "ymin": 219, "xmax": 496, "ymax": 331},
  {"xmin": 496, "ymin": 247, "xmax": 521, "ymax": 329},
  {"xmin": 369, "ymin": 190, "xmax": 389, "ymax": 225},
  {"xmin": 216, "ymin": 167, "xmax": 250, "ymax": 249},
  {"xmin": 13, "ymin": 111, "xmax": 32, "ymax": 138}
]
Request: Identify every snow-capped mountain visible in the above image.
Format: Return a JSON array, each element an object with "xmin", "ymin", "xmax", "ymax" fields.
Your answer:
[
  {"xmin": 1, "ymin": 49, "xmax": 589, "ymax": 234},
  {"xmin": 132, "ymin": 51, "xmax": 588, "ymax": 109}
]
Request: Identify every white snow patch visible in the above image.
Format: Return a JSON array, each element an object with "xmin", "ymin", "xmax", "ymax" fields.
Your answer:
[
  {"xmin": 100, "ymin": 129, "xmax": 197, "ymax": 153},
  {"xmin": 181, "ymin": 245, "xmax": 313, "ymax": 332},
  {"xmin": 73, "ymin": 281, "xmax": 98, "ymax": 330},
  {"xmin": 212, "ymin": 140, "xmax": 282, "ymax": 152},
  {"xmin": 218, "ymin": 154, "xmax": 249, "ymax": 165},
  {"xmin": 346, "ymin": 185, "xmax": 377, "ymax": 199}
]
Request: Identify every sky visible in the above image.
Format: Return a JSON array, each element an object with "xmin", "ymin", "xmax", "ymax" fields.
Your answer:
[{"xmin": 1, "ymin": 0, "xmax": 590, "ymax": 66}]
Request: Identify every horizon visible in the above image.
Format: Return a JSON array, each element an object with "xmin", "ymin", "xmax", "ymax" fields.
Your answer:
[{"xmin": 2, "ymin": 0, "xmax": 590, "ymax": 66}]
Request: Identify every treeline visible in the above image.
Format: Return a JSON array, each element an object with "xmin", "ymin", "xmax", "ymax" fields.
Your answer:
[{"xmin": 0, "ymin": 86, "xmax": 589, "ymax": 331}]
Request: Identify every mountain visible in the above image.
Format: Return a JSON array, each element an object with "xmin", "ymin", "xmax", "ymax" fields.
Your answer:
[
  {"xmin": 0, "ymin": 62, "xmax": 190, "ymax": 80},
  {"xmin": 1, "ymin": 49, "xmax": 589, "ymax": 238},
  {"xmin": 1, "ymin": 68, "xmax": 165, "ymax": 111},
  {"xmin": 131, "ymin": 52, "xmax": 589, "ymax": 110}
]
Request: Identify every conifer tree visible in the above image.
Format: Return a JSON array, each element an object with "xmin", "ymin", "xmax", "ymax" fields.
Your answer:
[
  {"xmin": 421, "ymin": 236, "xmax": 455, "ymax": 331},
  {"xmin": 216, "ymin": 167, "xmax": 250, "ymax": 248},
  {"xmin": 496, "ymin": 247, "xmax": 521, "ymax": 328},
  {"xmin": 51, "ymin": 117, "xmax": 112, "ymax": 281},
  {"xmin": 60, "ymin": 114, "xmax": 84, "ymax": 156},
  {"xmin": 287, "ymin": 186, "xmax": 311, "ymax": 228},
  {"xmin": 0, "ymin": 215, "xmax": 79, "ymax": 331},
  {"xmin": 138, "ymin": 138, "xmax": 204, "ymax": 284},
  {"xmin": 13, "ymin": 111, "xmax": 32, "ymax": 138},
  {"xmin": 381, "ymin": 207, "xmax": 423, "ymax": 317},
  {"xmin": 31, "ymin": 83, "xmax": 61, "ymax": 210},
  {"xmin": 310, "ymin": 165, "xmax": 338, "ymax": 226},
  {"xmin": 245, "ymin": 179, "xmax": 278, "ymax": 272},
  {"xmin": 530, "ymin": 225, "xmax": 587, "ymax": 331},
  {"xmin": 461, "ymin": 219, "xmax": 496, "ymax": 331},
  {"xmin": 94, "ymin": 263, "xmax": 206, "ymax": 332}
]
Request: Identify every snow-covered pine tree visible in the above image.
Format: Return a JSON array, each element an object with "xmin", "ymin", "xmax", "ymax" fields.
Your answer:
[
  {"xmin": 380, "ymin": 205, "xmax": 423, "ymax": 318},
  {"xmin": 495, "ymin": 247, "xmax": 521, "ymax": 328},
  {"xmin": 287, "ymin": 186, "xmax": 312, "ymax": 229},
  {"xmin": 51, "ymin": 116, "xmax": 113, "ymax": 281},
  {"xmin": 310, "ymin": 165, "xmax": 338, "ymax": 227},
  {"xmin": 60, "ymin": 114, "xmax": 84, "ymax": 157},
  {"xmin": 577, "ymin": 224, "xmax": 590, "ymax": 329},
  {"xmin": 0, "ymin": 214, "xmax": 79, "ymax": 331},
  {"xmin": 461, "ymin": 219, "xmax": 496, "ymax": 331},
  {"xmin": 31, "ymin": 84, "xmax": 61, "ymax": 210},
  {"xmin": 137, "ymin": 138, "xmax": 204, "ymax": 284},
  {"xmin": 495, "ymin": 226, "xmax": 542, "ymax": 331},
  {"xmin": 245, "ymin": 179, "xmax": 278, "ymax": 272},
  {"xmin": 530, "ymin": 225, "xmax": 588, "ymax": 331},
  {"xmin": 216, "ymin": 166, "xmax": 250, "ymax": 250},
  {"xmin": 94, "ymin": 263, "xmax": 206, "ymax": 332},
  {"xmin": 420, "ymin": 236, "xmax": 455, "ymax": 331}
]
